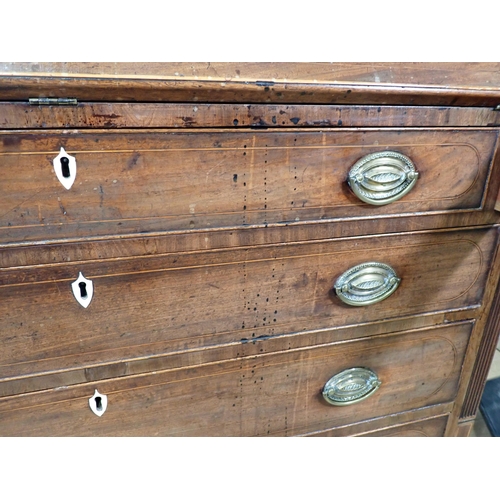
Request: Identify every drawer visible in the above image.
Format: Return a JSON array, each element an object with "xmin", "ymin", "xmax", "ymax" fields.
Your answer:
[
  {"xmin": 304, "ymin": 409, "xmax": 451, "ymax": 437},
  {"xmin": 0, "ymin": 227, "xmax": 496, "ymax": 387},
  {"xmin": 360, "ymin": 416, "xmax": 449, "ymax": 437},
  {"xmin": 0, "ymin": 322, "xmax": 471, "ymax": 436},
  {"xmin": 0, "ymin": 129, "xmax": 497, "ymax": 243}
]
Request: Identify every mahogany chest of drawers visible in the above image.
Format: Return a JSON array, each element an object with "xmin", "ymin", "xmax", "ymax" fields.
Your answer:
[{"xmin": 2, "ymin": 62, "xmax": 500, "ymax": 436}]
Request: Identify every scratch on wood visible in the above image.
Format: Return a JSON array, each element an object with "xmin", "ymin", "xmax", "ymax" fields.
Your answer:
[
  {"xmin": 301, "ymin": 165, "xmax": 309, "ymax": 183},
  {"xmin": 311, "ymin": 271, "xmax": 319, "ymax": 314},
  {"xmin": 58, "ymin": 200, "xmax": 67, "ymax": 216},
  {"xmin": 0, "ymin": 189, "xmax": 43, "ymax": 220},
  {"xmin": 205, "ymin": 162, "xmax": 222, "ymax": 184},
  {"xmin": 248, "ymin": 136, "xmax": 256, "ymax": 191}
]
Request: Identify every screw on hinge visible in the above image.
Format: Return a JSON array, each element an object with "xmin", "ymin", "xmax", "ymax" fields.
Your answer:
[{"xmin": 29, "ymin": 98, "xmax": 78, "ymax": 106}]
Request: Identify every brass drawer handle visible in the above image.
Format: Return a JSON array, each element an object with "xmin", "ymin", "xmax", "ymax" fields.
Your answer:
[
  {"xmin": 323, "ymin": 367, "xmax": 381, "ymax": 406},
  {"xmin": 334, "ymin": 262, "xmax": 400, "ymax": 306},
  {"xmin": 347, "ymin": 151, "xmax": 418, "ymax": 205}
]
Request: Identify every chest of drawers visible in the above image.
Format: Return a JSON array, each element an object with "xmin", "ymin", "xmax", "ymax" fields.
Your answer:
[{"xmin": 2, "ymin": 62, "xmax": 500, "ymax": 436}]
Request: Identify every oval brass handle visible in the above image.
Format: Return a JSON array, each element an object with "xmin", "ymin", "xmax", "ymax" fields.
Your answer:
[
  {"xmin": 323, "ymin": 367, "xmax": 381, "ymax": 406},
  {"xmin": 334, "ymin": 262, "xmax": 400, "ymax": 306},
  {"xmin": 347, "ymin": 151, "xmax": 418, "ymax": 205}
]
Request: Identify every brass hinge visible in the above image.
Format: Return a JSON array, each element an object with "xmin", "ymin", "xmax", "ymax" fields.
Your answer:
[{"xmin": 29, "ymin": 97, "xmax": 78, "ymax": 106}]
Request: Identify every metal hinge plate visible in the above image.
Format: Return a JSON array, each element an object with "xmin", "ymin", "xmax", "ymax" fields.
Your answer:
[
  {"xmin": 495, "ymin": 105, "xmax": 500, "ymax": 111},
  {"xmin": 29, "ymin": 97, "xmax": 78, "ymax": 106}
]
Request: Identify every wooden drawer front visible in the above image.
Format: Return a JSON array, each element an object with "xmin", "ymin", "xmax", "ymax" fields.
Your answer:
[
  {"xmin": 0, "ymin": 129, "xmax": 497, "ymax": 243},
  {"xmin": 0, "ymin": 227, "xmax": 496, "ymax": 384},
  {"xmin": 311, "ymin": 415, "xmax": 449, "ymax": 437},
  {"xmin": 360, "ymin": 416, "xmax": 449, "ymax": 437},
  {"xmin": 303, "ymin": 406, "xmax": 451, "ymax": 436},
  {"xmin": 0, "ymin": 322, "xmax": 471, "ymax": 436}
]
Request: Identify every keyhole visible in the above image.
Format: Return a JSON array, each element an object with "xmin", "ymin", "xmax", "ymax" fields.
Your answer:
[
  {"xmin": 89, "ymin": 389, "xmax": 107, "ymax": 416},
  {"xmin": 79, "ymin": 281, "xmax": 87, "ymax": 298},
  {"xmin": 72, "ymin": 272, "xmax": 93, "ymax": 308},
  {"xmin": 60, "ymin": 157, "xmax": 70, "ymax": 178}
]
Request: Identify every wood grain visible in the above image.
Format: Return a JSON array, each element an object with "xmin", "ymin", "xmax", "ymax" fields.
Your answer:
[
  {"xmin": 433, "ymin": 223, "xmax": 500, "ymax": 434},
  {"xmin": 2, "ymin": 103, "xmax": 500, "ymax": 129},
  {"xmin": 1, "ymin": 63, "xmax": 500, "ymax": 105},
  {"xmin": 0, "ymin": 313, "xmax": 477, "ymax": 398},
  {"xmin": 303, "ymin": 405, "xmax": 452, "ymax": 436},
  {"xmin": 456, "ymin": 420, "xmax": 474, "ymax": 437},
  {"xmin": 2, "ymin": 63, "xmax": 500, "ymax": 437},
  {"xmin": 362, "ymin": 416, "xmax": 448, "ymax": 437},
  {"xmin": 3, "ymin": 63, "xmax": 500, "ymax": 88},
  {"xmin": 0, "ymin": 228, "xmax": 495, "ymax": 387},
  {"xmin": 352, "ymin": 415, "xmax": 448, "ymax": 437},
  {"xmin": 461, "ymin": 260, "xmax": 500, "ymax": 419},
  {"xmin": 0, "ymin": 323, "xmax": 471, "ymax": 436},
  {"xmin": 1, "ymin": 129, "xmax": 496, "ymax": 244}
]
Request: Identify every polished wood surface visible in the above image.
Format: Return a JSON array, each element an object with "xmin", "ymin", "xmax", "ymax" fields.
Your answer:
[
  {"xmin": 2, "ymin": 103, "xmax": 500, "ymax": 129},
  {"xmin": 1, "ymin": 128, "xmax": 496, "ymax": 244},
  {"xmin": 4, "ymin": 63, "xmax": 500, "ymax": 88},
  {"xmin": 308, "ymin": 408, "xmax": 451, "ymax": 437},
  {"xmin": 0, "ymin": 323, "xmax": 470, "ymax": 436},
  {"xmin": 353, "ymin": 415, "xmax": 449, "ymax": 437},
  {"xmin": 0, "ymin": 229, "xmax": 495, "ymax": 390},
  {"xmin": 462, "ymin": 260, "xmax": 500, "ymax": 419},
  {"xmin": 456, "ymin": 420, "xmax": 475, "ymax": 437},
  {"xmin": 2, "ymin": 63, "xmax": 500, "ymax": 436},
  {"xmin": 1, "ymin": 63, "xmax": 500, "ymax": 105}
]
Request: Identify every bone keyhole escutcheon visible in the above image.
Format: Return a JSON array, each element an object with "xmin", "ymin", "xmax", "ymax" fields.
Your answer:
[
  {"xmin": 89, "ymin": 390, "xmax": 108, "ymax": 417},
  {"xmin": 71, "ymin": 272, "xmax": 94, "ymax": 308},
  {"xmin": 53, "ymin": 147, "xmax": 77, "ymax": 189}
]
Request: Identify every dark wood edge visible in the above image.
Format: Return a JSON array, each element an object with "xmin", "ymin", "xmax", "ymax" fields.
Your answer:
[
  {"xmin": 461, "ymin": 228, "xmax": 500, "ymax": 419},
  {"xmin": 484, "ymin": 133, "xmax": 500, "ymax": 212},
  {"xmin": 455, "ymin": 420, "xmax": 474, "ymax": 437},
  {"xmin": 1, "ymin": 224, "xmax": 497, "ymax": 273},
  {"xmin": 2, "ymin": 102, "xmax": 500, "ymax": 129},
  {"xmin": 2, "ymin": 76, "xmax": 500, "ymax": 106},
  {"xmin": 2, "ymin": 62, "xmax": 500, "ymax": 88},
  {"xmin": 0, "ymin": 318, "xmax": 477, "ymax": 399},
  {"xmin": 298, "ymin": 404, "xmax": 452, "ymax": 437}
]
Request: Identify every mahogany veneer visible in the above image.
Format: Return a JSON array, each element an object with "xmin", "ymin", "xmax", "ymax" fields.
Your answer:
[{"xmin": 1, "ymin": 63, "xmax": 500, "ymax": 436}]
